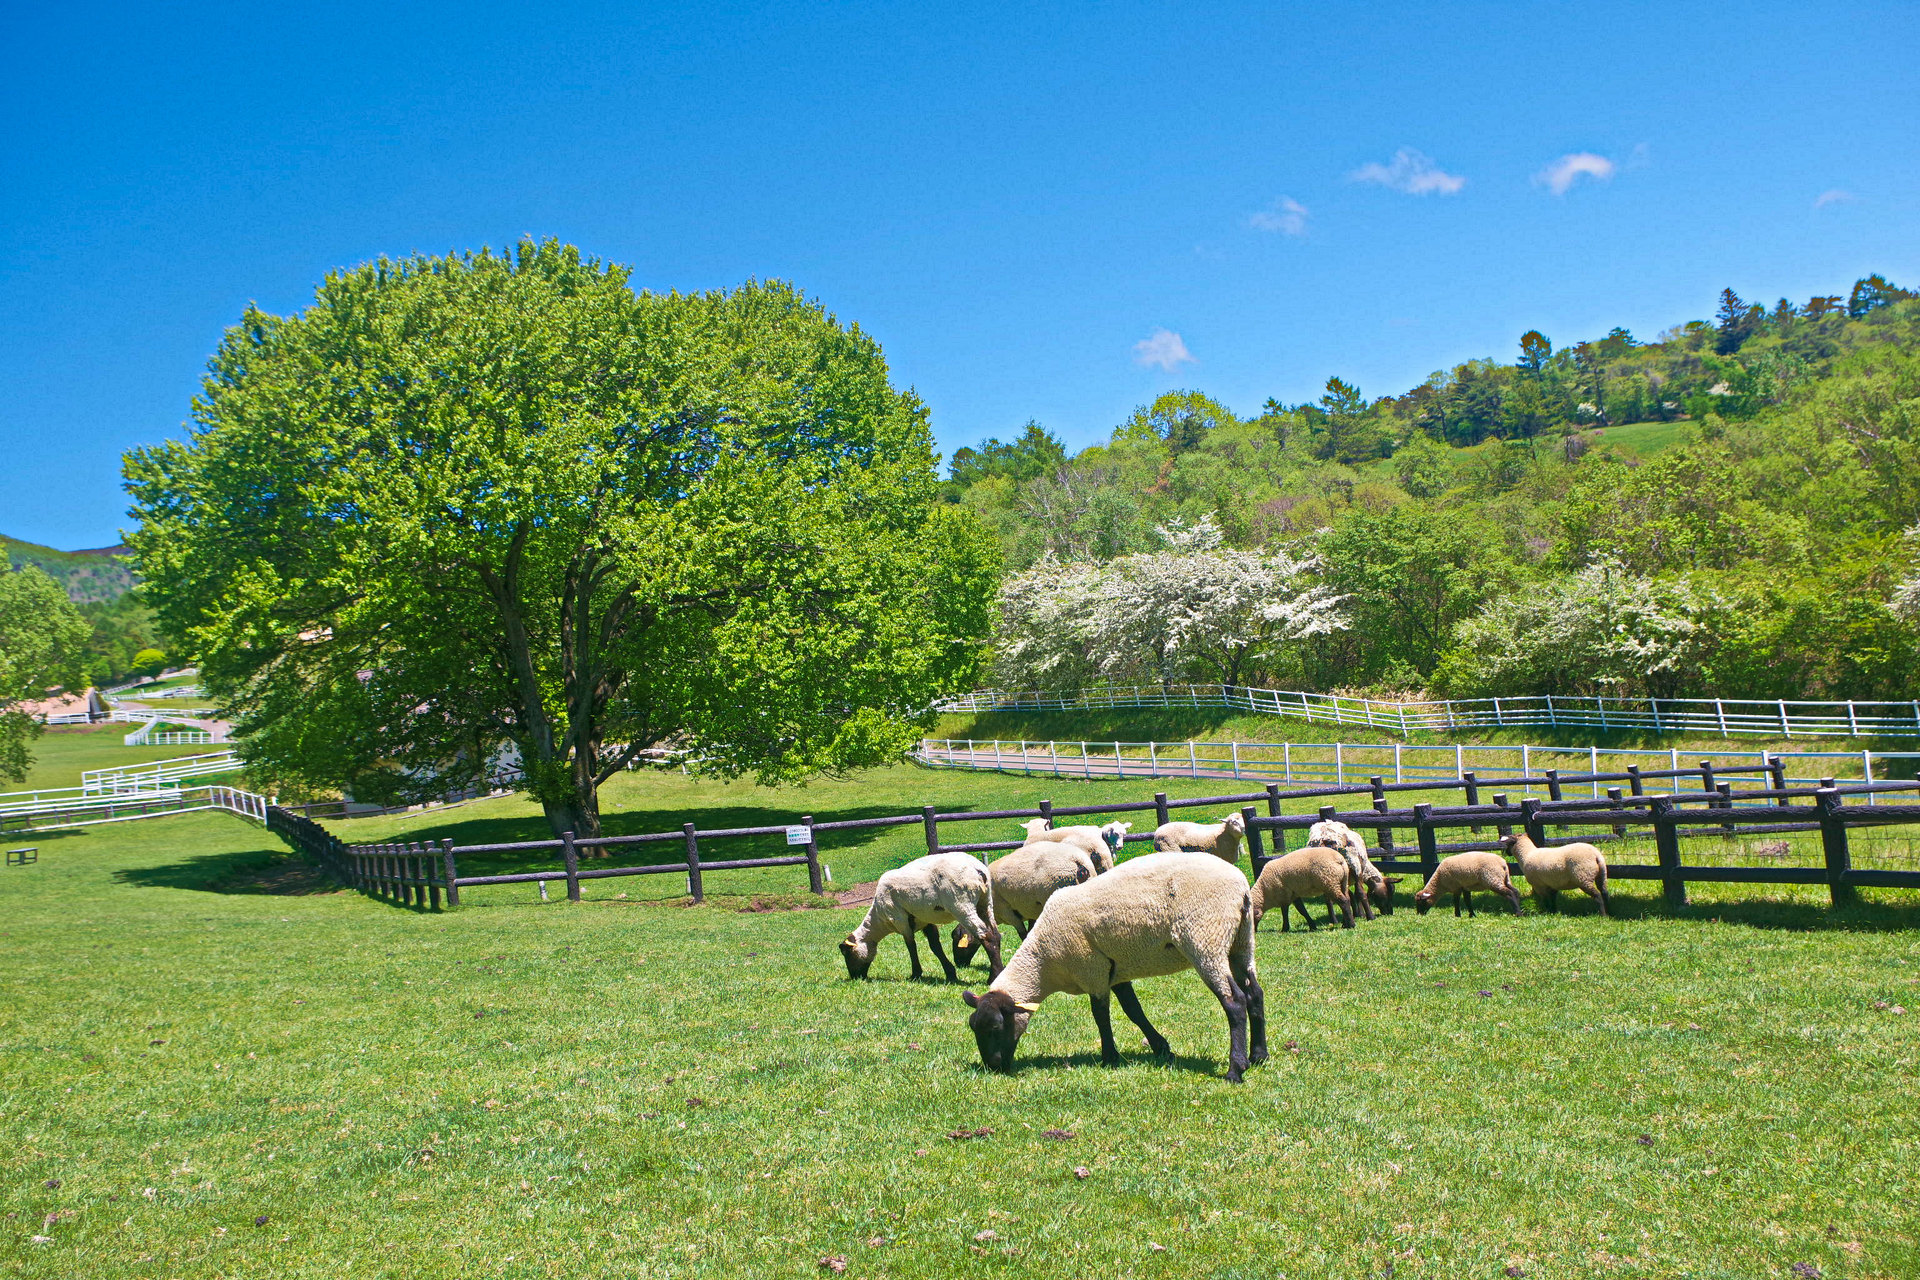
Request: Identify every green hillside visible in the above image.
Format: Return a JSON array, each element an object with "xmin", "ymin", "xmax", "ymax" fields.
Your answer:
[{"xmin": 1, "ymin": 533, "xmax": 136, "ymax": 603}]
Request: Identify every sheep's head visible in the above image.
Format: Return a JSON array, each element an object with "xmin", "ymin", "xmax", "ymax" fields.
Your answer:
[
  {"xmin": 1497, "ymin": 833, "xmax": 1521, "ymax": 855},
  {"xmin": 839, "ymin": 933, "xmax": 875, "ymax": 979},
  {"xmin": 1223, "ymin": 812, "xmax": 1247, "ymax": 836},
  {"xmin": 1372, "ymin": 875, "xmax": 1401, "ymax": 915},
  {"xmin": 1097, "ymin": 821, "xmax": 1132, "ymax": 870},
  {"xmin": 963, "ymin": 990, "xmax": 1036, "ymax": 1073},
  {"xmin": 1018, "ymin": 818, "xmax": 1051, "ymax": 842},
  {"xmin": 1413, "ymin": 887, "xmax": 1437, "ymax": 915}
]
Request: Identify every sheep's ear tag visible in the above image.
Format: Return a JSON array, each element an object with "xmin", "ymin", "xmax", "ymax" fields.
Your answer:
[
  {"xmin": 844, "ymin": 933, "xmax": 857, "ymax": 943},
  {"xmin": 1015, "ymin": 1001, "xmax": 1041, "ymax": 1013}
]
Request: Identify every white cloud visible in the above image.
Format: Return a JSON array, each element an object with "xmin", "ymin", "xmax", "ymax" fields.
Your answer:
[
  {"xmin": 1248, "ymin": 196, "xmax": 1310, "ymax": 236},
  {"xmin": 1537, "ymin": 152, "xmax": 1616, "ymax": 195},
  {"xmin": 1132, "ymin": 329, "xmax": 1194, "ymax": 372},
  {"xmin": 1814, "ymin": 188, "xmax": 1857, "ymax": 209},
  {"xmin": 1348, "ymin": 148, "xmax": 1466, "ymax": 196}
]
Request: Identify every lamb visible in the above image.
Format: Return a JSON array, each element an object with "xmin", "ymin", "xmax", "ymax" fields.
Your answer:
[
  {"xmin": 840, "ymin": 853, "xmax": 1004, "ymax": 982},
  {"xmin": 1412, "ymin": 851, "xmax": 1522, "ymax": 918},
  {"xmin": 1250, "ymin": 844, "xmax": 1355, "ymax": 932},
  {"xmin": 1151, "ymin": 812, "xmax": 1249, "ymax": 865},
  {"xmin": 986, "ymin": 840, "xmax": 1099, "ymax": 940},
  {"xmin": 1502, "ymin": 832, "xmax": 1610, "ymax": 916},
  {"xmin": 1304, "ymin": 818, "xmax": 1399, "ymax": 919},
  {"xmin": 1017, "ymin": 818, "xmax": 1131, "ymax": 872},
  {"xmin": 962, "ymin": 852, "xmax": 1267, "ymax": 1083}
]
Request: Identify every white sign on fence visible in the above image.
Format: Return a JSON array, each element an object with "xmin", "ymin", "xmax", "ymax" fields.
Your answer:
[{"xmin": 785, "ymin": 825, "xmax": 811, "ymax": 846}]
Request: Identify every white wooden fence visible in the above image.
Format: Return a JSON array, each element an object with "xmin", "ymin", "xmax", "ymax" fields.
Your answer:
[
  {"xmin": 82, "ymin": 750, "xmax": 244, "ymax": 795},
  {"xmin": 940, "ymin": 685, "xmax": 1920, "ymax": 740},
  {"xmin": 915, "ymin": 736, "xmax": 1920, "ymax": 798}
]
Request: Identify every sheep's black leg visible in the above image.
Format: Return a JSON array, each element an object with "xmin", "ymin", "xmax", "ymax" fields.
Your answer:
[
  {"xmin": 1015, "ymin": 915, "xmax": 1030, "ymax": 940},
  {"xmin": 1453, "ymin": 892, "xmax": 1463, "ymax": 918},
  {"xmin": 1113, "ymin": 982, "xmax": 1171, "ymax": 1058},
  {"xmin": 1508, "ymin": 887, "xmax": 1524, "ymax": 916},
  {"xmin": 1597, "ymin": 884, "xmax": 1612, "ymax": 917},
  {"xmin": 1544, "ymin": 888, "xmax": 1559, "ymax": 914},
  {"xmin": 903, "ymin": 923, "xmax": 924, "ymax": 980},
  {"xmin": 1353, "ymin": 873, "xmax": 1375, "ymax": 921},
  {"xmin": 1198, "ymin": 972, "xmax": 1250, "ymax": 1084},
  {"xmin": 1229, "ymin": 960, "xmax": 1267, "ymax": 1066},
  {"xmin": 1337, "ymin": 894, "xmax": 1355, "ymax": 929},
  {"xmin": 1089, "ymin": 993, "xmax": 1122, "ymax": 1065},
  {"xmin": 1466, "ymin": 892, "xmax": 1477, "ymax": 918},
  {"xmin": 923, "ymin": 925, "xmax": 959, "ymax": 982},
  {"xmin": 1297, "ymin": 900, "xmax": 1320, "ymax": 931}
]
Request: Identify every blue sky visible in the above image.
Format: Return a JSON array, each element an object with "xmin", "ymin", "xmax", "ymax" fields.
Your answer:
[{"xmin": 4, "ymin": 0, "xmax": 1916, "ymax": 548}]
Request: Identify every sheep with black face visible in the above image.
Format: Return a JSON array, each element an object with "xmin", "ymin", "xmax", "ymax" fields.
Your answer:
[
  {"xmin": 962, "ymin": 852, "xmax": 1266, "ymax": 1082},
  {"xmin": 840, "ymin": 853, "xmax": 1002, "ymax": 982}
]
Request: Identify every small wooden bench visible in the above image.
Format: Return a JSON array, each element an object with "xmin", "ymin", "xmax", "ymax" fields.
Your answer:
[{"xmin": 6, "ymin": 847, "xmax": 37, "ymax": 866}]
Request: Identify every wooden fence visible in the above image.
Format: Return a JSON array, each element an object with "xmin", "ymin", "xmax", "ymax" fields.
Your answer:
[{"xmin": 267, "ymin": 757, "xmax": 1920, "ymax": 912}]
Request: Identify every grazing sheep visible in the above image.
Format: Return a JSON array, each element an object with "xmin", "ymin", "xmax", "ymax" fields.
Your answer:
[
  {"xmin": 962, "ymin": 852, "xmax": 1267, "ymax": 1083},
  {"xmin": 841, "ymin": 853, "xmax": 1003, "ymax": 982},
  {"xmin": 1502, "ymin": 832, "xmax": 1610, "ymax": 916},
  {"xmin": 1251, "ymin": 844, "xmax": 1355, "ymax": 932},
  {"xmin": 1017, "ymin": 818, "xmax": 1131, "ymax": 872},
  {"xmin": 1305, "ymin": 819, "xmax": 1399, "ymax": 919},
  {"xmin": 1412, "ymin": 852, "xmax": 1522, "ymax": 918},
  {"xmin": 988, "ymin": 840, "xmax": 1099, "ymax": 939},
  {"xmin": 1151, "ymin": 812, "xmax": 1249, "ymax": 865}
]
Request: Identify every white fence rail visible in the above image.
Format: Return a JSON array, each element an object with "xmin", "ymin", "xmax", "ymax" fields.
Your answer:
[
  {"xmin": 1, "ymin": 784, "xmax": 268, "ymax": 832},
  {"xmin": 915, "ymin": 736, "xmax": 1920, "ymax": 799},
  {"xmin": 940, "ymin": 685, "xmax": 1920, "ymax": 741},
  {"xmin": 82, "ymin": 750, "xmax": 244, "ymax": 795}
]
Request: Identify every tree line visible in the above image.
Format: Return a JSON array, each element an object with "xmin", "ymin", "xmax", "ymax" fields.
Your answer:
[{"xmin": 961, "ymin": 277, "xmax": 1920, "ymax": 707}]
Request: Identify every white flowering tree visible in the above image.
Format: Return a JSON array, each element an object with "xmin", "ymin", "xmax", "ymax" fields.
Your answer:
[
  {"xmin": 1435, "ymin": 559, "xmax": 1707, "ymax": 699},
  {"xmin": 1894, "ymin": 525, "xmax": 1920, "ymax": 623},
  {"xmin": 992, "ymin": 520, "xmax": 1348, "ymax": 691}
]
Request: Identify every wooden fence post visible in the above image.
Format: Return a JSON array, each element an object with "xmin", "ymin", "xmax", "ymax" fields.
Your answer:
[
  {"xmin": 1626, "ymin": 765, "xmax": 1644, "ymax": 798},
  {"xmin": 1154, "ymin": 792, "xmax": 1170, "ymax": 830},
  {"xmin": 922, "ymin": 806, "xmax": 940, "ymax": 857},
  {"xmin": 1607, "ymin": 787, "xmax": 1626, "ymax": 836},
  {"xmin": 802, "ymin": 815, "xmax": 824, "ymax": 895},
  {"xmin": 1265, "ymin": 784, "xmax": 1285, "ymax": 857},
  {"xmin": 441, "ymin": 838, "xmax": 460, "ymax": 909},
  {"xmin": 1241, "ymin": 807, "xmax": 1264, "ymax": 876},
  {"xmin": 1491, "ymin": 794, "xmax": 1512, "ymax": 839},
  {"xmin": 1716, "ymin": 782, "xmax": 1735, "ymax": 837},
  {"xmin": 1520, "ymin": 798, "xmax": 1546, "ymax": 847},
  {"xmin": 682, "ymin": 823, "xmax": 703, "ymax": 903},
  {"xmin": 1814, "ymin": 786, "xmax": 1856, "ymax": 907},
  {"xmin": 1369, "ymin": 777, "xmax": 1394, "ymax": 851},
  {"xmin": 1545, "ymin": 769, "xmax": 1563, "ymax": 803},
  {"xmin": 1462, "ymin": 770, "xmax": 1481, "ymax": 833},
  {"xmin": 1650, "ymin": 796, "xmax": 1687, "ymax": 909},
  {"xmin": 1767, "ymin": 754, "xmax": 1790, "ymax": 808},
  {"xmin": 561, "ymin": 830, "xmax": 581, "ymax": 903},
  {"xmin": 1414, "ymin": 803, "xmax": 1439, "ymax": 879},
  {"xmin": 411, "ymin": 843, "xmax": 427, "ymax": 908}
]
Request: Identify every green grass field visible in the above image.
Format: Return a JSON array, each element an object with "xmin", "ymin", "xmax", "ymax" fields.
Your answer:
[
  {"xmin": 11, "ymin": 724, "xmax": 235, "ymax": 794},
  {"xmin": 5, "ymin": 764, "xmax": 1919, "ymax": 1278}
]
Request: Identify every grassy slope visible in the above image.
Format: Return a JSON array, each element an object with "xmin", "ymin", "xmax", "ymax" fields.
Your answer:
[
  {"xmin": 0, "ymin": 534, "xmax": 135, "ymax": 604},
  {"xmin": 3, "ymin": 807, "xmax": 1918, "ymax": 1279},
  {"xmin": 932, "ymin": 707, "xmax": 1920, "ymax": 764},
  {"xmin": 12, "ymin": 724, "xmax": 234, "ymax": 794}
]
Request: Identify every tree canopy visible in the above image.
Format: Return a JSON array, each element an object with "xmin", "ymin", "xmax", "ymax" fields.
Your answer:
[
  {"xmin": 127, "ymin": 242, "xmax": 998, "ymax": 835},
  {"xmin": 0, "ymin": 565, "xmax": 91, "ymax": 782}
]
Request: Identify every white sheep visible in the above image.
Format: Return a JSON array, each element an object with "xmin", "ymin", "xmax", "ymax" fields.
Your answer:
[
  {"xmin": 983, "ymin": 839, "xmax": 1099, "ymax": 940},
  {"xmin": 1412, "ymin": 851, "xmax": 1523, "ymax": 918},
  {"xmin": 1305, "ymin": 818, "xmax": 1400, "ymax": 919},
  {"xmin": 1151, "ymin": 812, "xmax": 1248, "ymax": 864},
  {"xmin": 841, "ymin": 853, "xmax": 1003, "ymax": 982},
  {"xmin": 1503, "ymin": 832, "xmax": 1611, "ymax": 916},
  {"xmin": 1251, "ymin": 844, "xmax": 1354, "ymax": 932},
  {"xmin": 1017, "ymin": 818, "xmax": 1131, "ymax": 872},
  {"xmin": 962, "ymin": 852, "xmax": 1267, "ymax": 1083}
]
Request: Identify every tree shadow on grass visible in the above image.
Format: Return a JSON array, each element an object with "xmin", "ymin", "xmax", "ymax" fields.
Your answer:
[{"xmin": 114, "ymin": 848, "xmax": 343, "ymax": 896}]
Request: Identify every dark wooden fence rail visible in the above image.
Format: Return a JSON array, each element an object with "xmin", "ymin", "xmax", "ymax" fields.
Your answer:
[{"xmin": 265, "ymin": 756, "xmax": 1920, "ymax": 913}]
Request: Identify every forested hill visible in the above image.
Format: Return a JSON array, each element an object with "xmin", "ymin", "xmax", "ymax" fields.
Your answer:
[
  {"xmin": 947, "ymin": 276, "xmax": 1920, "ymax": 707},
  {"xmin": 1, "ymin": 535, "xmax": 136, "ymax": 603}
]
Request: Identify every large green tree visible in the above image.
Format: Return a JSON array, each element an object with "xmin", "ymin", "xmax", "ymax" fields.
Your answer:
[
  {"xmin": 0, "ymin": 565, "xmax": 91, "ymax": 783},
  {"xmin": 127, "ymin": 242, "xmax": 999, "ymax": 836}
]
